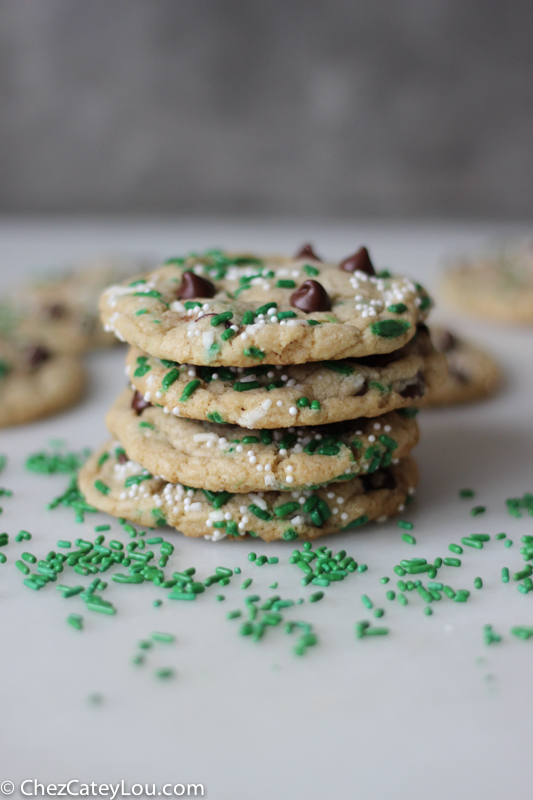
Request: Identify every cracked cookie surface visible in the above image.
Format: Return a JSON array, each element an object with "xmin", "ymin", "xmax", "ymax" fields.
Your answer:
[
  {"xmin": 79, "ymin": 443, "xmax": 418, "ymax": 543},
  {"xmin": 107, "ymin": 388, "xmax": 419, "ymax": 492},
  {"xmin": 126, "ymin": 325, "xmax": 445, "ymax": 428},
  {"xmin": 101, "ymin": 250, "xmax": 431, "ymax": 366}
]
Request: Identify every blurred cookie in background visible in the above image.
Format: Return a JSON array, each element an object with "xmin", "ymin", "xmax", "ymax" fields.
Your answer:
[
  {"xmin": 440, "ymin": 239, "xmax": 533, "ymax": 325},
  {"xmin": 419, "ymin": 326, "xmax": 500, "ymax": 407},
  {"xmin": 0, "ymin": 335, "xmax": 86, "ymax": 427},
  {"xmin": 9, "ymin": 256, "xmax": 150, "ymax": 354}
]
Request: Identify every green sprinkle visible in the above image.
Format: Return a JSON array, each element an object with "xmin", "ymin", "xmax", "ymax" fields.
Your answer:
[
  {"xmin": 274, "ymin": 501, "xmax": 300, "ymax": 518},
  {"xmin": 248, "ymin": 504, "xmax": 272, "ymax": 521},
  {"xmin": 243, "ymin": 347, "xmax": 266, "ymax": 360},
  {"xmin": 449, "ymin": 543, "xmax": 463, "ymax": 554},
  {"xmin": 282, "ymin": 529, "xmax": 298, "ymax": 541},
  {"xmin": 211, "ymin": 311, "xmax": 233, "ymax": 326},
  {"xmin": 310, "ymin": 400, "xmax": 321, "ymax": 411},
  {"xmin": 398, "ymin": 520, "xmax": 414, "ymax": 530},
  {"xmin": 296, "ymin": 397, "xmax": 310, "ymax": 408},
  {"xmin": 241, "ymin": 578, "xmax": 252, "ymax": 590},
  {"xmin": 21, "ymin": 552, "xmax": 36, "ymax": 564},
  {"xmin": 16, "ymin": 530, "xmax": 32, "ymax": 541},
  {"xmin": 179, "ymin": 379, "xmax": 201, "ymax": 402},
  {"xmin": 401, "ymin": 533, "xmax": 416, "ymax": 545},
  {"xmin": 132, "ymin": 289, "xmax": 162, "ymax": 300},
  {"xmin": 309, "ymin": 591, "xmax": 324, "ymax": 603},
  {"xmin": 361, "ymin": 594, "xmax": 373, "ymax": 609},
  {"xmin": 443, "ymin": 557, "xmax": 461, "ymax": 567},
  {"xmin": 277, "ymin": 310, "xmax": 297, "ymax": 320},
  {"xmin": 276, "ymin": 279, "xmax": 296, "ymax": 288},
  {"xmin": 151, "ymin": 631, "xmax": 175, "ymax": 643},
  {"xmin": 374, "ymin": 608, "xmax": 385, "ymax": 618},
  {"xmin": 94, "ymin": 480, "xmax": 110, "ymax": 496},
  {"xmin": 474, "ymin": 577, "xmax": 483, "ymax": 589},
  {"xmin": 513, "ymin": 565, "xmax": 533, "ymax": 581},
  {"xmin": 303, "ymin": 264, "xmax": 320, "ymax": 276},
  {"xmin": 461, "ymin": 536, "xmax": 484, "ymax": 549},
  {"xmin": 233, "ymin": 380, "xmax": 260, "ymax": 392},
  {"xmin": 155, "ymin": 668, "xmax": 174, "ymax": 680},
  {"xmin": 67, "ymin": 614, "xmax": 83, "ymax": 630},
  {"xmin": 206, "ymin": 411, "xmax": 225, "ymax": 424},
  {"xmin": 459, "ymin": 489, "xmax": 475, "ymax": 498},
  {"xmin": 161, "ymin": 368, "xmax": 180, "ymax": 391},
  {"xmin": 504, "ymin": 539, "xmax": 513, "ymax": 548},
  {"xmin": 495, "ymin": 532, "xmax": 506, "ymax": 540},
  {"xmin": 15, "ymin": 560, "xmax": 30, "ymax": 575},
  {"xmin": 227, "ymin": 610, "xmax": 242, "ymax": 619},
  {"xmin": 397, "ymin": 593, "xmax": 408, "ymax": 606},
  {"xmin": 255, "ymin": 302, "xmax": 277, "ymax": 316},
  {"xmin": 510, "ymin": 626, "xmax": 533, "ymax": 640},
  {"xmin": 56, "ymin": 540, "xmax": 71, "ymax": 549},
  {"xmin": 221, "ymin": 328, "xmax": 236, "ymax": 341},
  {"xmin": 370, "ymin": 319, "xmax": 410, "ymax": 338},
  {"xmin": 424, "ymin": 606, "xmax": 433, "ymax": 616},
  {"xmin": 387, "ymin": 303, "xmax": 408, "ymax": 313},
  {"xmin": 380, "ymin": 577, "xmax": 390, "ymax": 584},
  {"xmin": 471, "ymin": 505, "xmax": 486, "ymax": 516},
  {"xmin": 501, "ymin": 567, "xmax": 510, "ymax": 583}
]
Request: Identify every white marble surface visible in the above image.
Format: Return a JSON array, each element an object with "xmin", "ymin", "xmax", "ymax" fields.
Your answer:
[{"xmin": 0, "ymin": 220, "xmax": 532, "ymax": 800}]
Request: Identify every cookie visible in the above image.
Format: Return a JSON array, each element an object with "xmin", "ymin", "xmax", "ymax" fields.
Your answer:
[
  {"xmin": 100, "ymin": 248, "xmax": 432, "ymax": 367},
  {"xmin": 419, "ymin": 327, "xmax": 500, "ymax": 407},
  {"xmin": 106, "ymin": 387, "xmax": 419, "ymax": 493},
  {"xmin": 79, "ymin": 442, "xmax": 418, "ymax": 542},
  {"xmin": 0, "ymin": 337, "xmax": 86, "ymax": 427},
  {"xmin": 440, "ymin": 240, "xmax": 533, "ymax": 324},
  {"xmin": 126, "ymin": 324, "xmax": 446, "ymax": 428},
  {"xmin": 13, "ymin": 257, "xmax": 147, "ymax": 354}
]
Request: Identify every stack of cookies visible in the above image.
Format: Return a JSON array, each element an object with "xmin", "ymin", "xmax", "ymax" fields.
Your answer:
[{"xmin": 79, "ymin": 245, "xmax": 446, "ymax": 543}]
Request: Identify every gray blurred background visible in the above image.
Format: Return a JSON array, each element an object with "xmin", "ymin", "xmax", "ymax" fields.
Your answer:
[{"xmin": 0, "ymin": 0, "xmax": 532, "ymax": 219}]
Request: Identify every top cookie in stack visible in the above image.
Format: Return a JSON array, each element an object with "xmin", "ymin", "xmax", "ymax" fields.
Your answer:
[
  {"xmin": 99, "ymin": 245, "xmax": 429, "ymax": 367},
  {"xmin": 79, "ymin": 245, "xmax": 446, "ymax": 542}
]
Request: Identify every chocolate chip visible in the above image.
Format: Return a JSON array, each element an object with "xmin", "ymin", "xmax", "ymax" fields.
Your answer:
[
  {"xmin": 433, "ymin": 329, "xmax": 458, "ymax": 353},
  {"xmin": 26, "ymin": 345, "xmax": 50, "ymax": 368},
  {"xmin": 131, "ymin": 390, "xmax": 152, "ymax": 415},
  {"xmin": 361, "ymin": 468, "xmax": 397, "ymax": 492},
  {"xmin": 339, "ymin": 247, "xmax": 376, "ymax": 276},
  {"xmin": 294, "ymin": 243, "xmax": 322, "ymax": 261},
  {"xmin": 47, "ymin": 303, "xmax": 67, "ymax": 319},
  {"xmin": 176, "ymin": 272, "xmax": 216, "ymax": 299},
  {"xmin": 117, "ymin": 452, "xmax": 128, "ymax": 464},
  {"xmin": 398, "ymin": 372, "xmax": 425, "ymax": 399},
  {"xmin": 290, "ymin": 280, "xmax": 331, "ymax": 312}
]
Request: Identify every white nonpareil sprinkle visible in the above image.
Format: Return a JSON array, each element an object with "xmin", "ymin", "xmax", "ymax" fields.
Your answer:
[{"xmin": 289, "ymin": 407, "xmax": 298, "ymax": 416}]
